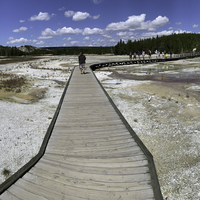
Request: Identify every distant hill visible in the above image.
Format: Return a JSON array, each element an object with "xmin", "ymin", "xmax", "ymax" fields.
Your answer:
[{"xmin": 17, "ymin": 45, "xmax": 39, "ymax": 53}]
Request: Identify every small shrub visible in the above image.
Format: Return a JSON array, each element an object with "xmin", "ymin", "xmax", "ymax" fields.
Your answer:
[{"xmin": 2, "ymin": 168, "xmax": 11, "ymax": 179}]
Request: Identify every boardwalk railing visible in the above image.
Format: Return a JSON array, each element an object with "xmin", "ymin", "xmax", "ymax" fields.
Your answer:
[
  {"xmin": 0, "ymin": 68, "xmax": 75, "ymax": 195},
  {"xmin": 91, "ymin": 69, "xmax": 163, "ymax": 199},
  {"xmin": 3, "ymin": 52, "xmax": 198, "ymax": 198},
  {"xmin": 90, "ymin": 51, "xmax": 200, "ymax": 71}
]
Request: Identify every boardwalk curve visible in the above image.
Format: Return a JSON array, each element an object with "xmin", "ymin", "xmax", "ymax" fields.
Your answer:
[{"xmin": 0, "ymin": 64, "xmax": 163, "ymax": 199}]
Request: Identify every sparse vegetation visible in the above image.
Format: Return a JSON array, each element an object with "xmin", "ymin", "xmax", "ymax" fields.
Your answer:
[
  {"xmin": 1, "ymin": 168, "xmax": 11, "ymax": 179},
  {"xmin": 0, "ymin": 73, "xmax": 27, "ymax": 92}
]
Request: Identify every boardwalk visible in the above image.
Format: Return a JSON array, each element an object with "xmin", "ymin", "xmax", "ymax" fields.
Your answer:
[{"xmin": 0, "ymin": 65, "xmax": 162, "ymax": 200}]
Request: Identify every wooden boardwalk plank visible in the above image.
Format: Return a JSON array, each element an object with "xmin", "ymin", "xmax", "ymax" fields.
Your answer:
[
  {"xmin": 0, "ymin": 66, "xmax": 159, "ymax": 199},
  {"xmin": 16, "ymin": 178, "xmax": 154, "ymax": 200}
]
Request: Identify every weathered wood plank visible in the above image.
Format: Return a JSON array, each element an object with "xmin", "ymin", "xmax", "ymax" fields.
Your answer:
[
  {"xmin": 0, "ymin": 66, "xmax": 159, "ymax": 199},
  {"xmin": 41, "ymin": 157, "xmax": 148, "ymax": 170},
  {"xmin": 43, "ymin": 153, "xmax": 147, "ymax": 163},
  {"xmin": 37, "ymin": 158, "xmax": 149, "ymax": 176},
  {"xmin": 7, "ymin": 184, "xmax": 48, "ymax": 200},
  {"xmin": 0, "ymin": 191, "xmax": 20, "ymax": 200},
  {"xmin": 33, "ymin": 161, "xmax": 150, "ymax": 183},
  {"xmin": 23, "ymin": 172, "xmax": 152, "ymax": 192},
  {"xmin": 18, "ymin": 175, "xmax": 154, "ymax": 200},
  {"xmin": 14, "ymin": 179, "xmax": 83, "ymax": 200}
]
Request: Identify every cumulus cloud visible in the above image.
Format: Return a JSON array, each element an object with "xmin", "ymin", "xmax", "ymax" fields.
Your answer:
[
  {"xmin": 102, "ymin": 34, "xmax": 112, "ymax": 39},
  {"xmin": 71, "ymin": 41, "xmax": 79, "ymax": 45},
  {"xmin": 7, "ymin": 37, "xmax": 32, "ymax": 44},
  {"xmin": 151, "ymin": 16, "xmax": 169, "ymax": 28},
  {"xmin": 193, "ymin": 24, "xmax": 199, "ymax": 28},
  {"xmin": 83, "ymin": 27, "xmax": 104, "ymax": 35},
  {"xmin": 73, "ymin": 12, "xmax": 91, "ymax": 21},
  {"xmin": 30, "ymin": 12, "xmax": 51, "ymax": 21},
  {"xmin": 20, "ymin": 20, "xmax": 25, "ymax": 23},
  {"xmin": 65, "ymin": 10, "xmax": 75, "ymax": 18},
  {"xmin": 176, "ymin": 22, "xmax": 182, "ymax": 25},
  {"xmin": 83, "ymin": 37, "xmax": 90, "ymax": 40},
  {"xmin": 174, "ymin": 29, "xmax": 192, "ymax": 34},
  {"xmin": 168, "ymin": 27, "xmax": 173, "ymax": 30},
  {"xmin": 116, "ymin": 31, "xmax": 134, "ymax": 37},
  {"xmin": 41, "ymin": 27, "xmax": 82, "ymax": 36},
  {"xmin": 65, "ymin": 10, "xmax": 99, "ymax": 21},
  {"xmin": 13, "ymin": 27, "xmax": 28, "ymax": 33},
  {"xmin": 140, "ymin": 30, "xmax": 173, "ymax": 39},
  {"xmin": 106, "ymin": 14, "xmax": 169, "ymax": 32},
  {"xmin": 36, "ymin": 41, "xmax": 45, "ymax": 45}
]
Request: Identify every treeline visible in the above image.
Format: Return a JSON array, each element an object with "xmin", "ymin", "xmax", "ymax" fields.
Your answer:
[
  {"xmin": 114, "ymin": 33, "xmax": 200, "ymax": 55},
  {"xmin": 0, "ymin": 45, "xmax": 114, "ymax": 57},
  {"xmin": 42, "ymin": 46, "xmax": 114, "ymax": 55},
  {"xmin": 0, "ymin": 46, "xmax": 24, "ymax": 56},
  {"xmin": 1, "ymin": 33, "xmax": 200, "ymax": 57}
]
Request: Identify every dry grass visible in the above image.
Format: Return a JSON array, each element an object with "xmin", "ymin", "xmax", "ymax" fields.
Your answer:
[{"xmin": 0, "ymin": 72, "xmax": 27, "ymax": 92}]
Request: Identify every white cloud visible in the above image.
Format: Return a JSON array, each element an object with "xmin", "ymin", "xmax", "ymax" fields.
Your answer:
[
  {"xmin": 83, "ymin": 27, "xmax": 104, "ymax": 35},
  {"xmin": 176, "ymin": 22, "xmax": 182, "ymax": 25},
  {"xmin": 63, "ymin": 37, "xmax": 74, "ymax": 41},
  {"xmin": 41, "ymin": 27, "xmax": 82, "ymax": 37},
  {"xmin": 13, "ymin": 27, "xmax": 28, "ymax": 33},
  {"xmin": 151, "ymin": 16, "xmax": 169, "ymax": 28},
  {"xmin": 117, "ymin": 31, "xmax": 132, "ymax": 37},
  {"xmin": 83, "ymin": 37, "xmax": 90, "ymax": 40},
  {"xmin": 102, "ymin": 34, "xmax": 112, "ymax": 39},
  {"xmin": 174, "ymin": 29, "xmax": 192, "ymax": 34},
  {"xmin": 64, "ymin": 10, "xmax": 75, "ymax": 17},
  {"xmin": 92, "ymin": 0, "xmax": 102, "ymax": 4},
  {"xmin": 20, "ymin": 20, "xmax": 25, "ymax": 23},
  {"xmin": 58, "ymin": 7, "xmax": 65, "ymax": 11},
  {"xmin": 65, "ymin": 10, "xmax": 99, "ymax": 21},
  {"xmin": 30, "ymin": 12, "xmax": 51, "ymax": 21},
  {"xmin": 93, "ymin": 14, "xmax": 100, "ymax": 19},
  {"xmin": 73, "ymin": 12, "xmax": 91, "ymax": 21},
  {"xmin": 193, "ymin": 24, "xmax": 199, "ymax": 28},
  {"xmin": 106, "ymin": 14, "xmax": 169, "ymax": 32},
  {"xmin": 70, "ymin": 41, "xmax": 79, "ymax": 45},
  {"xmin": 168, "ymin": 27, "xmax": 173, "ymax": 30},
  {"xmin": 36, "ymin": 41, "xmax": 45, "ymax": 45},
  {"xmin": 7, "ymin": 37, "xmax": 32, "ymax": 44},
  {"xmin": 37, "ymin": 36, "xmax": 53, "ymax": 39},
  {"xmin": 140, "ymin": 30, "xmax": 173, "ymax": 39}
]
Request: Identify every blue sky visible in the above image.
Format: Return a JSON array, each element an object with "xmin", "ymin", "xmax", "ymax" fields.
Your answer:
[{"xmin": 0, "ymin": 0, "xmax": 200, "ymax": 47}]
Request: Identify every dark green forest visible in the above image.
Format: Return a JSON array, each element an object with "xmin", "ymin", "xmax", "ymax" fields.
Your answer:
[
  {"xmin": 0, "ymin": 45, "xmax": 114, "ymax": 57},
  {"xmin": 1, "ymin": 33, "xmax": 200, "ymax": 57},
  {"xmin": 114, "ymin": 33, "xmax": 200, "ymax": 55}
]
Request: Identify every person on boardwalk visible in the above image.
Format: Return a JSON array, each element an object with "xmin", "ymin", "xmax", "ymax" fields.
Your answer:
[
  {"xmin": 148, "ymin": 50, "xmax": 151, "ymax": 59},
  {"xmin": 155, "ymin": 49, "xmax": 158, "ymax": 58},
  {"xmin": 138, "ymin": 51, "xmax": 141, "ymax": 59},
  {"xmin": 133, "ymin": 52, "xmax": 136, "ymax": 59},
  {"xmin": 142, "ymin": 51, "xmax": 145, "ymax": 60},
  {"xmin": 170, "ymin": 51, "xmax": 172, "ymax": 58},
  {"xmin": 78, "ymin": 52, "xmax": 86, "ymax": 74},
  {"xmin": 129, "ymin": 51, "xmax": 132, "ymax": 60}
]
